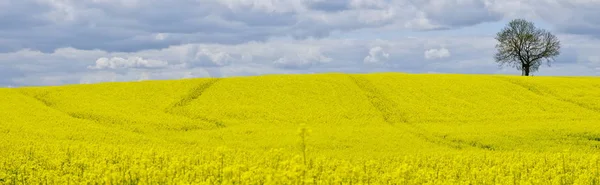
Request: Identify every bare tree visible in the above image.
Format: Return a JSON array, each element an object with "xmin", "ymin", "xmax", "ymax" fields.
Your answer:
[{"xmin": 494, "ymin": 19, "xmax": 561, "ymax": 76}]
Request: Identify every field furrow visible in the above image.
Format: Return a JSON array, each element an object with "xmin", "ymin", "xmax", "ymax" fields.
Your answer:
[
  {"xmin": 168, "ymin": 78, "xmax": 221, "ymax": 109},
  {"xmin": 348, "ymin": 75, "xmax": 407, "ymax": 124},
  {"xmin": 2, "ymin": 73, "xmax": 600, "ymax": 184}
]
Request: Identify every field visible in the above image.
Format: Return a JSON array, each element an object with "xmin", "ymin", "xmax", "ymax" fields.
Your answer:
[{"xmin": 1, "ymin": 73, "xmax": 600, "ymax": 184}]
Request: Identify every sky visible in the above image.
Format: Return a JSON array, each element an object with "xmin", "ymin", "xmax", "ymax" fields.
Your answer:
[{"xmin": 1, "ymin": 0, "xmax": 600, "ymax": 87}]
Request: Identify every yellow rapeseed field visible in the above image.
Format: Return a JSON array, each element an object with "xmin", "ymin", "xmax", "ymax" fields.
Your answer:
[{"xmin": 1, "ymin": 73, "xmax": 600, "ymax": 184}]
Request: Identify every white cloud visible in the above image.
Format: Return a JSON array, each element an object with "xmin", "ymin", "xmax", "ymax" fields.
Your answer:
[
  {"xmin": 154, "ymin": 33, "xmax": 168, "ymax": 41},
  {"xmin": 88, "ymin": 57, "xmax": 169, "ymax": 69},
  {"xmin": 90, "ymin": 0, "xmax": 140, "ymax": 8},
  {"xmin": 349, "ymin": 0, "xmax": 387, "ymax": 9},
  {"xmin": 2, "ymin": 33, "xmax": 600, "ymax": 86},
  {"xmin": 424, "ymin": 48, "xmax": 451, "ymax": 60},
  {"xmin": 363, "ymin": 46, "xmax": 390, "ymax": 64},
  {"xmin": 273, "ymin": 56, "xmax": 313, "ymax": 69},
  {"xmin": 183, "ymin": 46, "xmax": 236, "ymax": 67},
  {"xmin": 41, "ymin": 0, "xmax": 77, "ymax": 23},
  {"xmin": 182, "ymin": 71, "xmax": 194, "ymax": 79},
  {"xmin": 138, "ymin": 72, "xmax": 150, "ymax": 81},
  {"xmin": 272, "ymin": 46, "xmax": 332, "ymax": 69},
  {"xmin": 3, "ymin": 0, "xmax": 600, "ymax": 55},
  {"xmin": 218, "ymin": 0, "xmax": 304, "ymax": 13},
  {"xmin": 404, "ymin": 11, "xmax": 442, "ymax": 30},
  {"xmin": 589, "ymin": 56, "xmax": 600, "ymax": 64}
]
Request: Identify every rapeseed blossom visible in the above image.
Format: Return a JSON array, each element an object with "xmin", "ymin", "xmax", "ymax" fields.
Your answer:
[{"xmin": 1, "ymin": 73, "xmax": 600, "ymax": 184}]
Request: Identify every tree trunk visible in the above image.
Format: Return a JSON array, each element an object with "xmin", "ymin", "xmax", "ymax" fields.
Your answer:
[{"xmin": 522, "ymin": 64, "xmax": 530, "ymax": 76}]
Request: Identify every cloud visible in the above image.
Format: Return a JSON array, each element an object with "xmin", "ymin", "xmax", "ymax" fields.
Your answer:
[
  {"xmin": 154, "ymin": 33, "xmax": 168, "ymax": 41},
  {"xmin": 183, "ymin": 46, "xmax": 236, "ymax": 67},
  {"xmin": 138, "ymin": 72, "xmax": 150, "ymax": 81},
  {"xmin": 534, "ymin": 63, "xmax": 600, "ymax": 76},
  {"xmin": 3, "ymin": 0, "xmax": 600, "ymax": 88},
  {"xmin": 525, "ymin": 0, "xmax": 600, "ymax": 38},
  {"xmin": 1, "ymin": 0, "xmax": 599, "ymax": 54},
  {"xmin": 4, "ymin": 34, "xmax": 600, "ymax": 87},
  {"xmin": 413, "ymin": 0, "xmax": 504, "ymax": 29},
  {"xmin": 404, "ymin": 11, "xmax": 443, "ymax": 30},
  {"xmin": 424, "ymin": 48, "xmax": 451, "ymax": 60},
  {"xmin": 363, "ymin": 46, "xmax": 390, "ymax": 64},
  {"xmin": 88, "ymin": 56, "xmax": 168, "ymax": 70},
  {"xmin": 305, "ymin": 0, "xmax": 350, "ymax": 12},
  {"xmin": 553, "ymin": 47, "xmax": 579, "ymax": 64},
  {"xmin": 586, "ymin": 56, "xmax": 600, "ymax": 70},
  {"xmin": 2, "ymin": 0, "xmax": 565, "ymax": 53},
  {"xmin": 272, "ymin": 47, "xmax": 333, "ymax": 69},
  {"xmin": 181, "ymin": 71, "xmax": 195, "ymax": 79}
]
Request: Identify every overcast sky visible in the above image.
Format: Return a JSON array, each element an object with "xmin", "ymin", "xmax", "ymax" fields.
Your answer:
[{"xmin": 1, "ymin": 0, "xmax": 599, "ymax": 87}]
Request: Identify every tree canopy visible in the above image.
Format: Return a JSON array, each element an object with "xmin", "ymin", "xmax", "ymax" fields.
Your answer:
[{"xmin": 494, "ymin": 19, "xmax": 561, "ymax": 76}]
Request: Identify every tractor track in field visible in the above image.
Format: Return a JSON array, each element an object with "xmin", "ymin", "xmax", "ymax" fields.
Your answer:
[
  {"xmin": 19, "ymin": 87, "xmax": 223, "ymax": 131},
  {"xmin": 398, "ymin": 124, "xmax": 497, "ymax": 151},
  {"xmin": 168, "ymin": 78, "xmax": 221, "ymax": 109},
  {"xmin": 164, "ymin": 78, "xmax": 226, "ymax": 129},
  {"xmin": 564, "ymin": 132, "xmax": 600, "ymax": 150},
  {"xmin": 494, "ymin": 76, "xmax": 600, "ymax": 113},
  {"xmin": 18, "ymin": 90, "xmax": 128, "ymax": 125},
  {"xmin": 348, "ymin": 75, "xmax": 407, "ymax": 124},
  {"xmin": 348, "ymin": 75, "xmax": 496, "ymax": 151}
]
